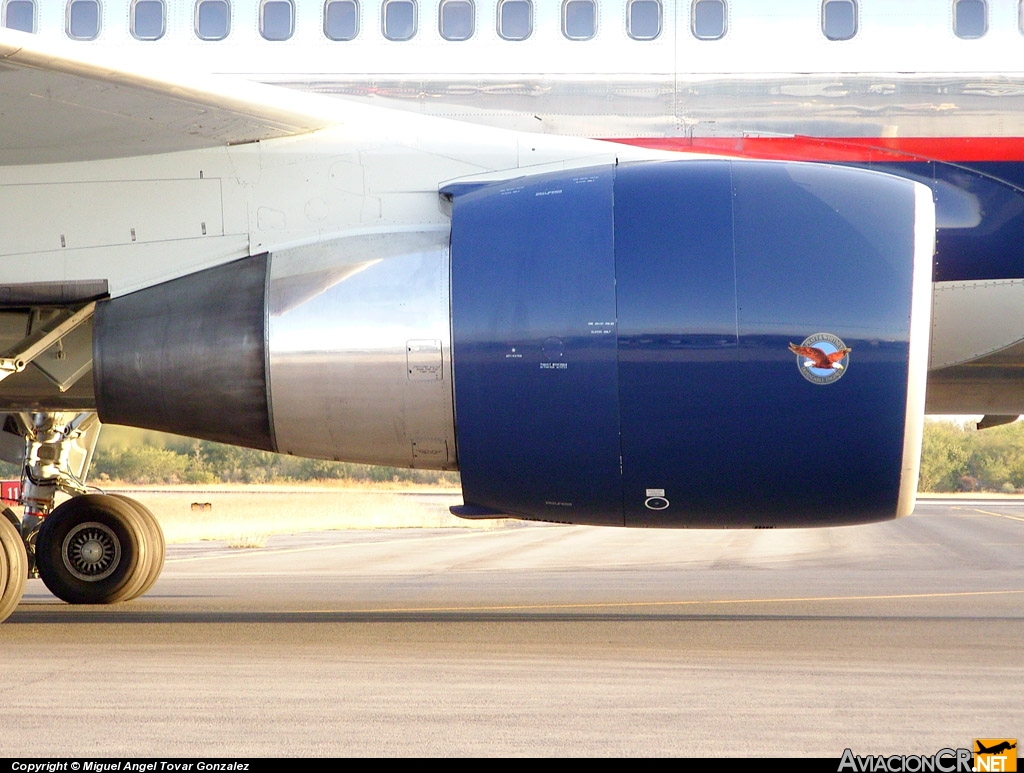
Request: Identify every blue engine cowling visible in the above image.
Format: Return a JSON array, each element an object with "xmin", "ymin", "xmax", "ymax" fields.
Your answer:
[{"xmin": 448, "ymin": 160, "xmax": 933, "ymax": 527}]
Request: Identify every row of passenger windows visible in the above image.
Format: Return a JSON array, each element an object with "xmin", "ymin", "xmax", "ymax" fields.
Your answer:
[
  {"xmin": 5, "ymin": 0, "xmax": 643, "ymax": 41},
  {"xmin": 0, "ymin": 0, "xmax": 1000, "ymax": 43}
]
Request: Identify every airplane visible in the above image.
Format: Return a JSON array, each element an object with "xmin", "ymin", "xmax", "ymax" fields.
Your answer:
[
  {"xmin": 975, "ymin": 742, "xmax": 1017, "ymax": 755},
  {"xmin": 0, "ymin": 0, "xmax": 1021, "ymax": 622}
]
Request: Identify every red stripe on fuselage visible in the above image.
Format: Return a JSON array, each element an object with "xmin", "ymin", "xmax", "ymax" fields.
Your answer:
[{"xmin": 608, "ymin": 136, "xmax": 1024, "ymax": 163}]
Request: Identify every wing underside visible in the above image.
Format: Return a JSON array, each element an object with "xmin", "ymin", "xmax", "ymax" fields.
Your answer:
[{"xmin": 0, "ymin": 28, "xmax": 347, "ymax": 165}]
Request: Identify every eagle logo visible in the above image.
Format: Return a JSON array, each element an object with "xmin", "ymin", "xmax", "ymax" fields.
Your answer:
[{"xmin": 789, "ymin": 333, "xmax": 851, "ymax": 384}]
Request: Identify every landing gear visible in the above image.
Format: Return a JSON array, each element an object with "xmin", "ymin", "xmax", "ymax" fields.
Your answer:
[
  {"xmin": 35, "ymin": 494, "xmax": 160, "ymax": 605},
  {"xmin": 0, "ymin": 412, "xmax": 166, "ymax": 616}
]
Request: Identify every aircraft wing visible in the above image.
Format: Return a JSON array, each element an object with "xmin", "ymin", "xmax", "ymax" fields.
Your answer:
[{"xmin": 0, "ymin": 27, "xmax": 350, "ymax": 165}]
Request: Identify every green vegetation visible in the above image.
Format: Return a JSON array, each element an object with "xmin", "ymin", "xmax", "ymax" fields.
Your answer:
[
  {"xmin": 0, "ymin": 425, "xmax": 458, "ymax": 487},
  {"xmin": 4, "ymin": 420, "xmax": 1024, "ymax": 493},
  {"xmin": 91, "ymin": 427, "xmax": 461, "ymax": 486},
  {"xmin": 91, "ymin": 441, "xmax": 459, "ymax": 486},
  {"xmin": 918, "ymin": 418, "xmax": 1024, "ymax": 493}
]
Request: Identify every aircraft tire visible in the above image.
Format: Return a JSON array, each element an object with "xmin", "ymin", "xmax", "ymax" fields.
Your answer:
[
  {"xmin": 35, "ymin": 494, "xmax": 151, "ymax": 605},
  {"xmin": 110, "ymin": 495, "xmax": 165, "ymax": 599},
  {"xmin": 0, "ymin": 513, "xmax": 28, "ymax": 622}
]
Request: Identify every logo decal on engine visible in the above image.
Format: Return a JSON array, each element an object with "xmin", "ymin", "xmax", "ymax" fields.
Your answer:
[{"xmin": 789, "ymin": 333, "xmax": 851, "ymax": 385}]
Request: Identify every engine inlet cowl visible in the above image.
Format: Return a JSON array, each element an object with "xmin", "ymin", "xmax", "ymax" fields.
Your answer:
[{"xmin": 448, "ymin": 160, "xmax": 934, "ymax": 527}]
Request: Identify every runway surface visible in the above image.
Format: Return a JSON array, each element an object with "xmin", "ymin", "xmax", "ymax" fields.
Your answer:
[{"xmin": 1, "ymin": 496, "xmax": 1022, "ymax": 757}]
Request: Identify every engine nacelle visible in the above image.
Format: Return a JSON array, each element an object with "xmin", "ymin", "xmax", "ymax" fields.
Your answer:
[
  {"xmin": 448, "ymin": 160, "xmax": 933, "ymax": 527},
  {"xmin": 93, "ymin": 159, "xmax": 933, "ymax": 528}
]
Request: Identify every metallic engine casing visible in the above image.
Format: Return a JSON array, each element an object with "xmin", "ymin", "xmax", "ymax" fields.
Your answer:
[{"xmin": 267, "ymin": 230, "xmax": 456, "ymax": 469}]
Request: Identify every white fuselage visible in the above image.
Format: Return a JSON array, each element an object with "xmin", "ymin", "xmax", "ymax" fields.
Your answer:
[{"xmin": 12, "ymin": 0, "xmax": 1024, "ymax": 140}]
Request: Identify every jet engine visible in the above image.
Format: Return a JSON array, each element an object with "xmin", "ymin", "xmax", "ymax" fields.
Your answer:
[{"xmin": 93, "ymin": 160, "xmax": 934, "ymax": 528}]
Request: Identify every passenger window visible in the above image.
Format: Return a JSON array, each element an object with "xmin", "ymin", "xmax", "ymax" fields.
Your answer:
[
  {"xmin": 822, "ymin": 0, "xmax": 856, "ymax": 40},
  {"xmin": 3, "ymin": 0, "xmax": 35, "ymax": 32},
  {"xmin": 324, "ymin": 0, "xmax": 358, "ymax": 40},
  {"xmin": 497, "ymin": 0, "xmax": 531, "ymax": 40},
  {"xmin": 261, "ymin": 0, "xmax": 294, "ymax": 40},
  {"xmin": 67, "ymin": 0, "xmax": 101, "ymax": 39},
  {"xmin": 382, "ymin": 0, "xmax": 416, "ymax": 40},
  {"xmin": 195, "ymin": 0, "xmax": 230, "ymax": 40},
  {"xmin": 131, "ymin": 0, "xmax": 165, "ymax": 40},
  {"xmin": 562, "ymin": 0, "xmax": 595, "ymax": 40},
  {"xmin": 691, "ymin": 0, "xmax": 725, "ymax": 40},
  {"xmin": 954, "ymin": 0, "xmax": 986, "ymax": 38},
  {"xmin": 627, "ymin": 0, "xmax": 660, "ymax": 40},
  {"xmin": 439, "ymin": 0, "xmax": 473, "ymax": 40}
]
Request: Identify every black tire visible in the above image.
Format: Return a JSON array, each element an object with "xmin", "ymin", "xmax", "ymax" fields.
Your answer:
[
  {"xmin": 0, "ymin": 514, "xmax": 28, "ymax": 622},
  {"xmin": 110, "ymin": 495, "xmax": 165, "ymax": 599},
  {"xmin": 35, "ymin": 494, "xmax": 150, "ymax": 605}
]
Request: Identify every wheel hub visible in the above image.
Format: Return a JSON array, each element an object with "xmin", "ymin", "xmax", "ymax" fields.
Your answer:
[{"xmin": 62, "ymin": 522, "xmax": 120, "ymax": 582}]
